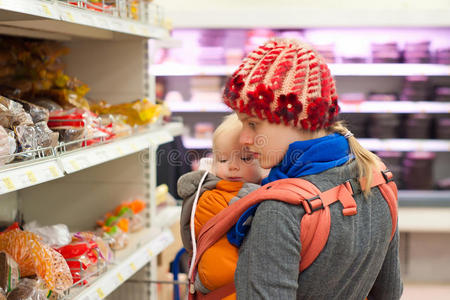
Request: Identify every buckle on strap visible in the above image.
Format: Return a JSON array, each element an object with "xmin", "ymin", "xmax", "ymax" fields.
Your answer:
[
  {"xmin": 344, "ymin": 178, "xmax": 361, "ymax": 195},
  {"xmin": 381, "ymin": 169, "xmax": 394, "ymax": 183},
  {"xmin": 304, "ymin": 195, "xmax": 324, "ymax": 214}
]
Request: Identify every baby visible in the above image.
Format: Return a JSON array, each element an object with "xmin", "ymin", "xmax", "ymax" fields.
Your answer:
[{"xmin": 178, "ymin": 113, "xmax": 262, "ymax": 296}]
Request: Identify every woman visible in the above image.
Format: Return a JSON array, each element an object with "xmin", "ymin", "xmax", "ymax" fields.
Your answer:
[{"xmin": 223, "ymin": 38, "xmax": 403, "ymax": 299}]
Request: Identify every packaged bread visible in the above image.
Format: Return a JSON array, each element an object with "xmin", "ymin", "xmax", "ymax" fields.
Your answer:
[
  {"xmin": 6, "ymin": 279, "xmax": 46, "ymax": 300},
  {"xmin": 13, "ymin": 99, "xmax": 49, "ymax": 124},
  {"xmin": 0, "ymin": 97, "xmax": 33, "ymax": 128},
  {"xmin": 0, "ymin": 229, "xmax": 72, "ymax": 294},
  {"xmin": 14, "ymin": 126, "xmax": 36, "ymax": 160},
  {"xmin": 34, "ymin": 122, "xmax": 57, "ymax": 149},
  {"xmin": 33, "ymin": 99, "xmax": 62, "ymax": 112},
  {"xmin": 0, "ymin": 252, "xmax": 19, "ymax": 293}
]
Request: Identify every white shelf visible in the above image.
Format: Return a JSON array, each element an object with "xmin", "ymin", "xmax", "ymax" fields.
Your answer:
[
  {"xmin": 168, "ymin": 101, "xmax": 231, "ymax": 113},
  {"xmin": 0, "ymin": 158, "xmax": 64, "ymax": 195},
  {"xmin": 0, "ymin": 124, "xmax": 179, "ymax": 195},
  {"xmin": 399, "ymin": 207, "xmax": 450, "ymax": 233},
  {"xmin": 182, "ymin": 136, "xmax": 450, "ymax": 152},
  {"xmin": 0, "ymin": 0, "xmax": 169, "ymax": 40},
  {"xmin": 67, "ymin": 228, "xmax": 174, "ymax": 300},
  {"xmin": 168, "ymin": 101, "xmax": 450, "ymax": 114},
  {"xmin": 152, "ymin": 63, "xmax": 450, "ymax": 77},
  {"xmin": 155, "ymin": 205, "xmax": 181, "ymax": 228},
  {"xmin": 358, "ymin": 139, "xmax": 450, "ymax": 152},
  {"xmin": 340, "ymin": 101, "xmax": 450, "ymax": 114},
  {"xmin": 182, "ymin": 137, "xmax": 212, "ymax": 149}
]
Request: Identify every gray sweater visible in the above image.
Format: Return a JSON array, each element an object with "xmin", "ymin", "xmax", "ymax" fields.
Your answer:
[{"xmin": 235, "ymin": 161, "xmax": 403, "ymax": 299}]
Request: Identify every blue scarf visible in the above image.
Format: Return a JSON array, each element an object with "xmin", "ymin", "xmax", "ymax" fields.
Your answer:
[{"xmin": 227, "ymin": 133, "xmax": 353, "ymax": 247}]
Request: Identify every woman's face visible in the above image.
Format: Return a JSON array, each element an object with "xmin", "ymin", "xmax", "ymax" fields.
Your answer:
[{"xmin": 237, "ymin": 113, "xmax": 310, "ymax": 169}]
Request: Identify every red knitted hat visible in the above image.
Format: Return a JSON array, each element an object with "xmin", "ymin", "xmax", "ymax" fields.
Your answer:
[{"xmin": 223, "ymin": 38, "xmax": 340, "ymax": 131}]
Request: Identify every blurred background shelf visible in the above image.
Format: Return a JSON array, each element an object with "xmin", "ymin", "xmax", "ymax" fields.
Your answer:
[
  {"xmin": 152, "ymin": 63, "xmax": 450, "ymax": 77},
  {"xmin": 166, "ymin": 101, "xmax": 450, "ymax": 114}
]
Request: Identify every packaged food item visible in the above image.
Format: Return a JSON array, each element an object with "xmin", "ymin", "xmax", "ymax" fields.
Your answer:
[
  {"xmin": 0, "ymin": 127, "xmax": 10, "ymax": 165},
  {"xmin": 55, "ymin": 241, "xmax": 99, "ymax": 285},
  {"xmin": 6, "ymin": 279, "xmax": 46, "ymax": 300},
  {"xmin": 23, "ymin": 222, "xmax": 70, "ymax": 248},
  {"xmin": 14, "ymin": 125, "xmax": 36, "ymax": 159},
  {"xmin": 0, "ymin": 252, "xmax": 19, "ymax": 293},
  {"xmin": 72, "ymin": 232, "xmax": 113, "ymax": 263},
  {"xmin": 0, "ymin": 97, "xmax": 33, "ymax": 128},
  {"xmin": 34, "ymin": 122, "xmax": 58, "ymax": 149},
  {"xmin": 33, "ymin": 99, "xmax": 62, "ymax": 113},
  {"xmin": 90, "ymin": 99, "xmax": 162, "ymax": 126},
  {"xmin": 13, "ymin": 99, "xmax": 49, "ymax": 124},
  {"xmin": 0, "ymin": 229, "xmax": 72, "ymax": 294},
  {"xmin": 102, "ymin": 226, "xmax": 128, "ymax": 250}
]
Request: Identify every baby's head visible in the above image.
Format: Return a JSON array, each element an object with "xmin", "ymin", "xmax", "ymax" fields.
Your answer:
[{"xmin": 212, "ymin": 113, "xmax": 262, "ymax": 184}]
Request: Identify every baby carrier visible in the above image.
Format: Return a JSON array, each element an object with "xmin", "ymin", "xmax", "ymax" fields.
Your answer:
[{"xmin": 188, "ymin": 163, "xmax": 398, "ymax": 300}]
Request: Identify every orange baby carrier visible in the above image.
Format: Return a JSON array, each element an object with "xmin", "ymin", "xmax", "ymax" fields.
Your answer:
[{"xmin": 189, "ymin": 163, "xmax": 398, "ymax": 300}]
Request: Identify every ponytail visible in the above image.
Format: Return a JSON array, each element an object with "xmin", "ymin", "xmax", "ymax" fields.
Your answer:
[{"xmin": 329, "ymin": 121, "xmax": 380, "ymax": 197}]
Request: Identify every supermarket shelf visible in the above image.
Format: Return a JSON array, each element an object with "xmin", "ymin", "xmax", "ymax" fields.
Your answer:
[
  {"xmin": 182, "ymin": 136, "xmax": 450, "ymax": 152},
  {"xmin": 0, "ymin": 124, "xmax": 179, "ymax": 195},
  {"xmin": 340, "ymin": 101, "xmax": 450, "ymax": 114},
  {"xmin": 168, "ymin": 101, "xmax": 231, "ymax": 113},
  {"xmin": 168, "ymin": 101, "xmax": 450, "ymax": 114},
  {"xmin": 164, "ymin": 121, "xmax": 184, "ymax": 137},
  {"xmin": 155, "ymin": 205, "xmax": 181, "ymax": 228},
  {"xmin": 399, "ymin": 207, "xmax": 450, "ymax": 233},
  {"xmin": 398, "ymin": 190, "xmax": 450, "ymax": 207},
  {"xmin": 0, "ymin": 157, "xmax": 64, "ymax": 195},
  {"xmin": 182, "ymin": 137, "xmax": 212, "ymax": 149},
  {"xmin": 151, "ymin": 63, "xmax": 450, "ymax": 77},
  {"xmin": 0, "ymin": 0, "xmax": 169, "ymax": 40},
  {"xmin": 358, "ymin": 139, "xmax": 450, "ymax": 152},
  {"xmin": 67, "ymin": 228, "xmax": 174, "ymax": 300},
  {"xmin": 59, "ymin": 129, "xmax": 173, "ymax": 174}
]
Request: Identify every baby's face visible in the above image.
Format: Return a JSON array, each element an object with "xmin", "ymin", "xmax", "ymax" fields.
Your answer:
[{"xmin": 213, "ymin": 144, "xmax": 261, "ymax": 184}]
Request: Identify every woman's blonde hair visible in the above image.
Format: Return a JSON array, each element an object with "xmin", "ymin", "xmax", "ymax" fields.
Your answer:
[
  {"xmin": 329, "ymin": 121, "xmax": 381, "ymax": 197},
  {"xmin": 212, "ymin": 113, "xmax": 242, "ymax": 151}
]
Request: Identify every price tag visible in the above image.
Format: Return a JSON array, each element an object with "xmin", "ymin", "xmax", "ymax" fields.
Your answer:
[
  {"xmin": 49, "ymin": 166, "xmax": 59, "ymax": 178},
  {"xmin": 130, "ymin": 262, "xmax": 137, "ymax": 271},
  {"xmin": 96, "ymin": 288, "xmax": 105, "ymax": 299},
  {"xmin": 130, "ymin": 143, "xmax": 138, "ymax": 151},
  {"xmin": 63, "ymin": 11, "xmax": 75, "ymax": 22},
  {"xmin": 70, "ymin": 160, "xmax": 80, "ymax": 171},
  {"xmin": 128, "ymin": 24, "xmax": 137, "ymax": 34},
  {"xmin": 40, "ymin": 4, "xmax": 52, "ymax": 17},
  {"xmin": 148, "ymin": 249, "xmax": 154, "ymax": 257},
  {"xmin": 117, "ymin": 147, "xmax": 125, "ymax": 155},
  {"xmin": 26, "ymin": 171, "xmax": 37, "ymax": 183},
  {"xmin": 2, "ymin": 177, "xmax": 15, "ymax": 191},
  {"xmin": 117, "ymin": 273, "xmax": 124, "ymax": 283}
]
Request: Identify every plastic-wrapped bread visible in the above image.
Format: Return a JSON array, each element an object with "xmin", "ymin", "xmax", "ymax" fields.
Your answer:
[
  {"xmin": 14, "ymin": 125, "xmax": 36, "ymax": 160},
  {"xmin": 0, "ymin": 252, "xmax": 19, "ymax": 293},
  {"xmin": 0, "ymin": 97, "xmax": 33, "ymax": 128},
  {"xmin": 14, "ymin": 99, "xmax": 49, "ymax": 124},
  {"xmin": 0, "ymin": 229, "xmax": 72, "ymax": 294},
  {"xmin": 0, "ymin": 127, "xmax": 16, "ymax": 165},
  {"xmin": 34, "ymin": 122, "xmax": 58, "ymax": 149},
  {"xmin": 33, "ymin": 99, "xmax": 62, "ymax": 113},
  {"xmin": 6, "ymin": 279, "xmax": 46, "ymax": 300}
]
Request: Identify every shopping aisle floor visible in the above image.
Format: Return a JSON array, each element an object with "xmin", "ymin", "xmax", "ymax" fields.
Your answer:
[{"xmin": 402, "ymin": 283, "xmax": 450, "ymax": 299}]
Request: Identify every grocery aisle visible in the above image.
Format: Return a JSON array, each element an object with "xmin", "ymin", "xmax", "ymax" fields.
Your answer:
[{"xmin": 0, "ymin": 1, "xmax": 449, "ymax": 300}]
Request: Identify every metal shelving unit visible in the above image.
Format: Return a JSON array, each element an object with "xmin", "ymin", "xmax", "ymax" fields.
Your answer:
[{"xmin": 0, "ymin": 2, "xmax": 178, "ymax": 299}]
